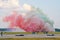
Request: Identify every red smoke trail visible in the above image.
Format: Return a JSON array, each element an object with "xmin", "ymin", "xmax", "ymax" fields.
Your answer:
[
  {"xmin": 3, "ymin": 11, "xmax": 18, "ymax": 28},
  {"xmin": 3, "ymin": 11, "xmax": 45, "ymax": 32}
]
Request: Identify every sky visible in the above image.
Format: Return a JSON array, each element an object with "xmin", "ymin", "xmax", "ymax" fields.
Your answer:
[
  {"xmin": 19, "ymin": 0, "xmax": 60, "ymax": 29},
  {"xmin": 0, "ymin": 0, "xmax": 60, "ymax": 29}
]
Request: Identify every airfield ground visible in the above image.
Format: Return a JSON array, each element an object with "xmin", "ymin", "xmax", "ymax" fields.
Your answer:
[{"xmin": 0, "ymin": 32, "xmax": 60, "ymax": 40}]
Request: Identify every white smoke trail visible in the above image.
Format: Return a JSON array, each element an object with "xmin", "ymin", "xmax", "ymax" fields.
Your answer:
[{"xmin": 0, "ymin": 0, "xmax": 19, "ymax": 8}]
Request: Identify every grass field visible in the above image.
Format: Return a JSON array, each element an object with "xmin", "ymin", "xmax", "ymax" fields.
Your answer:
[
  {"xmin": 0, "ymin": 32, "xmax": 44, "ymax": 34},
  {"xmin": 1, "ymin": 32, "xmax": 60, "ymax": 34}
]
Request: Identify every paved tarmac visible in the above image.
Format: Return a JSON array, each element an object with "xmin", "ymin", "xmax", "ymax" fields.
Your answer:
[{"xmin": 0, "ymin": 34, "xmax": 60, "ymax": 38}]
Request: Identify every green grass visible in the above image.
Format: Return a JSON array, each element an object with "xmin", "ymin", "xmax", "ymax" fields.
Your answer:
[
  {"xmin": 0, "ymin": 32, "xmax": 60, "ymax": 34},
  {"xmin": 2, "ymin": 32, "xmax": 44, "ymax": 34},
  {"xmin": 48, "ymin": 32, "xmax": 60, "ymax": 34},
  {"xmin": 3, "ymin": 32, "xmax": 32, "ymax": 34},
  {"xmin": 3, "ymin": 32, "xmax": 60, "ymax": 34}
]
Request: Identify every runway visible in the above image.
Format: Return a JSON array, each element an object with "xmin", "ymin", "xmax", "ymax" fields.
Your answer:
[{"xmin": 0, "ymin": 34, "xmax": 60, "ymax": 38}]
